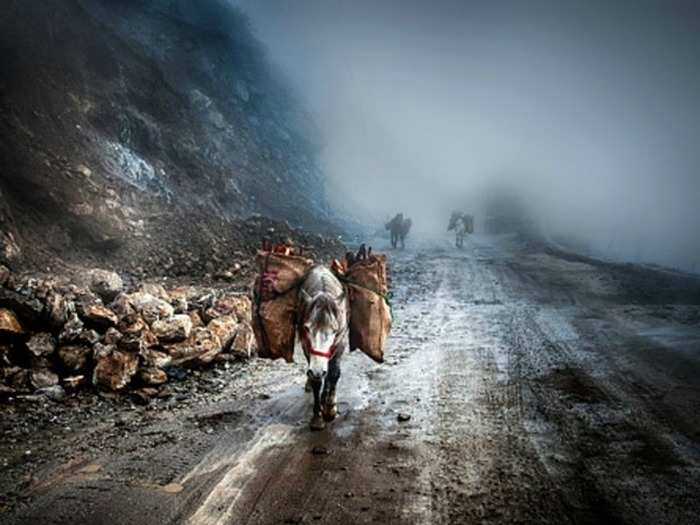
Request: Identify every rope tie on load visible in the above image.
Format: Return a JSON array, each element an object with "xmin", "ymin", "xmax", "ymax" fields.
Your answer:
[{"xmin": 336, "ymin": 275, "xmax": 394, "ymax": 316}]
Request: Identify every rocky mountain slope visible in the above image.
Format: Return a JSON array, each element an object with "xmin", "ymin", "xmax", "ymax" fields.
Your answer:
[{"xmin": 0, "ymin": 0, "xmax": 338, "ymax": 275}]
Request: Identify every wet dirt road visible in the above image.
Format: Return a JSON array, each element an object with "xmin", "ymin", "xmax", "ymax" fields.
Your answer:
[{"xmin": 6, "ymin": 235, "xmax": 700, "ymax": 524}]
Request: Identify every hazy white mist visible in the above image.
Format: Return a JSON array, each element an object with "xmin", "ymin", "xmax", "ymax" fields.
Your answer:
[{"xmin": 239, "ymin": 0, "xmax": 700, "ymax": 271}]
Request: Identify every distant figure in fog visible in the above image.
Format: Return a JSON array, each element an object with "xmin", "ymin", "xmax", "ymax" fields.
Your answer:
[
  {"xmin": 448, "ymin": 211, "xmax": 474, "ymax": 249},
  {"xmin": 385, "ymin": 213, "xmax": 412, "ymax": 249}
]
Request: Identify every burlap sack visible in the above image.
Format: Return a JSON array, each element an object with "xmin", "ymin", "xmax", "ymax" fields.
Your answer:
[
  {"xmin": 346, "ymin": 255, "xmax": 392, "ymax": 363},
  {"xmin": 252, "ymin": 251, "xmax": 313, "ymax": 362}
]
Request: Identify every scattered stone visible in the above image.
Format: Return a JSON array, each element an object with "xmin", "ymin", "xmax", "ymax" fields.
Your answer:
[
  {"xmin": 128, "ymin": 292, "xmax": 174, "ymax": 324},
  {"xmin": 139, "ymin": 367, "xmax": 168, "ymax": 386},
  {"xmin": 138, "ymin": 283, "xmax": 170, "ymax": 302},
  {"xmin": 36, "ymin": 384, "xmax": 65, "ymax": 401},
  {"xmin": 188, "ymin": 310, "xmax": 204, "ymax": 328},
  {"xmin": 166, "ymin": 367, "xmax": 187, "ymax": 381},
  {"xmin": 46, "ymin": 292, "xmax": 69, "ymax": 329},
  {"xmin": 58, "ymin": 314, "xmax": 84, "ymax": 344},
  {"xmin": 7, "ymin": 368, "xmax": 30, "ymax": 391},
  {"xmin": 30, "ymin": 369, "xmax": 59, "ymax": 389},
  {"xmin": 0, "ymin": 289, "xmax": 44, "ymax": 326},
  {"xmin": 63, "ymin": 375, "xmax": 86, "ymax": 390},
  {"xmin": 141, "ymin": 348, "xmax": 172, "ymax": 369},
  {"xmin": 103, "ymin": 327, "xmax": 122, "ymax": 345},
  {"xmin": 202, "ymin": 293, "xmax": 251, "ymax": 323},
  {"xmin": 151, "ymin": 314, "xmax": 192, "ymax": 343},
  {"xmin": 26, "ymin": 332, "xmax": 56, "ymax": 358},
  {"xmin": 161, "ymin": 483, "xmax": 184, "ymax": 494},
  {"xmin": 109, "ymin": 293, "xmax": 135, "ymax": 319},
  {"xmin": 0, "ymin": 265, "xmax": 10, "ymax": 287},
  {"xmin": 58, "ymin": 345, "xmax": 91, "ymax": 372},
  {"xmin": 206, "ymin": 315, "xmax": 238, "ymax": 350},
  {"xmin": 130, "ymin": 387, "xmax": 159, "ymax": 405},
  {"xmin": 79, "ymin": 303, "xmax": 118, "ymax": 329},
  {"xmin": 88, "ymin": 269, "xmax": 123, "ymax": 302},
  {"xmin": 93, "ymin": 348, "xmax": 139, "ymax": 391},
  {"xmin": 231, "ymin": 322, "xmax": 255, "ymax": 358},
  {"xmin": 75, "ymin": 164, "xmax": 92, "ymax": 177},
  {"xmin": 171, "ymin": 296, "xmax": 187, "ymax": 314},
  {"xmin": 0, "ymin": 308, "xmax": 24, "ymax": 336},
  {"xmin": 78, "ymin": 463, "xmax": 102, "ymax": 474}
]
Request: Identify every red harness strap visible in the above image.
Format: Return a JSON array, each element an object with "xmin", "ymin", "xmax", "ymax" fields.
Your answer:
[{"xmin": 302, "ymin": 330, "xmax": 337, "ymax": 359}]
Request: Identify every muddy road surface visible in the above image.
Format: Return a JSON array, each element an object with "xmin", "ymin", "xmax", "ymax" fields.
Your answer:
[{"xmin": 4, "ymin": 234, "xmax": 700, "ymax": 524}]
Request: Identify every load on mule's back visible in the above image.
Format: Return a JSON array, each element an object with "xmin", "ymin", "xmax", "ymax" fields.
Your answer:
[
  {"xmin": 252, "ymin": 241, "xmax": 392, "ymax": 430},
  {"xmin": 385, "ymin": 212, "xmax": 412, "ymax": 249},
  {"xmin": 448, "ymin": 211, "xmax": 474, "ymax": 248}
]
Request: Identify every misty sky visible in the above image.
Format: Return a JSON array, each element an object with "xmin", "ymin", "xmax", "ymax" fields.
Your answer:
[{"xmin": 238, "ymin": 0, "xmax": 700, "ymax": 270}]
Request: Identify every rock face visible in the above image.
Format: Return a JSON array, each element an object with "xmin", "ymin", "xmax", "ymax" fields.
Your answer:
[
  {"xmin": 93, "ymin": 349, "xmax": 139, "ymax": 391},
  {"xmin": 151, "ymin": 315, "xmax": 192, "ymax": 343},
  {"xmin": 88, "ymin": 270, "xmax": 123, "ymax": 302}
]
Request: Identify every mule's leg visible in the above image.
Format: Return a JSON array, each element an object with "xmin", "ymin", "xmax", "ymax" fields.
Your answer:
[
  {"xmin": 321, "ymin": 356, "xmax": 341, "ymax": 421},
  {"xmin": 309, "ymin": 378, "xmax": 325, "ymax": 431}
]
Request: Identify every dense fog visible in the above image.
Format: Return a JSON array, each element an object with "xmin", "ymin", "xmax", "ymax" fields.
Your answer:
[{"xmin": 239, "ymin": 0, "xmax": 700, "ymax": 271}]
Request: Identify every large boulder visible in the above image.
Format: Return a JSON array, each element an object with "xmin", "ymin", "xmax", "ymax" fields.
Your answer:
[
  {"xmin": 203, "ymin": 293, "xmax": 252, "ymax": 323},
  {"xmin": 151, "ymin": 315, "xmax": 192, "ymax": 343},
  {"xmin": 141, "ymin": 348, "xmax": 172, "ymax": 368},
  {"xmin": 109, "ymin": 293, "xmax": 136, "ymax": 319},
  {"xmin": 128, "ymin": 292, "xmax": 174, "ymax": 324},
  {"xmin": 138, "ymin": 283, "xmax": 170, "ymax": 302},
  {"xmin": 207, "ymin": 315, "xmax": 238, "ymax": 350},
  {"xmin": 58, "ymin": 314, "xmax": 84, "ymax": 343},
  {"xmin": 46, "ymin": 292, "xmax": 70, "ymax": 329},
  {"xmin": 0, "ymin": 289, "xmax": 44, "ymax": 326},
  {"xmin": 231, "ymin": 322, "xmax": 256, "ymax": 358},
  {"xmin": 58, "ymin": 345, "xmax": 91, "ymax": 372},
  {"xmin": 79, "ymin": 303, "xmax": 118, "ymax": 330},
  {"xmin": 30, "ymin": 369, "xmax": 59, "ymax": 389},
  {"xmin": 139, "ymin": 367, "xmax": 168, "ymax": 386},
  {"xmin": 92, "ymin": 348, "xmax": 139, "ymax": 391},
  {"xmin": 88, "ymin": 269, "xmax": 123, "ymax": 302},
  {"xmin": 0, "ymin": 308, "xmax": 24, "ymax": 336},
  {"xmin": 117, "ymin": 314, "xmax": 158, "ymax": 353},
  {"xmin": 166, "ymin": 327, "xmax": 222, "ymax": 367},
  {"xmin": 26, "ymin": 332, "xmax": 56, "ymax": 357}
]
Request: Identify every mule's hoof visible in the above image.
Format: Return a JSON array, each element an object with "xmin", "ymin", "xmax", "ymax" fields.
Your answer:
[
  {"xmin": 322, "ymin": 404, "xmax": 337, "ymax": 422},
  {"xmin": 309, "ymin": 414, "xmax": 326, "ymax": 431}
]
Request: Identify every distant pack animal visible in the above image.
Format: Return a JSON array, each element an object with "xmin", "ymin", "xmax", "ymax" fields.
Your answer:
[
  {"xmin": 448, "ymin": 211, "xmax": 474, "ymax": 248},
  {"xmin": 385, "ymin": 213, "xmax": 412, "ymax": 249},
  {"xmin": 298, "ymin": 265, "xmax": 349, "ymax": 430}
]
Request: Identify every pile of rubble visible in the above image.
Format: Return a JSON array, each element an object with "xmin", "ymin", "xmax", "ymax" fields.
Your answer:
[{"xmin": 0, "ymin": 265, "xmax": 255, "ymax": 402}]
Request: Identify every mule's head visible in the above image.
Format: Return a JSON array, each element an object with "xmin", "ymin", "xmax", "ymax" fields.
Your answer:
[{"xmin": 302, "ymin": 292, "xmax": 342, "ymax": 381}]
